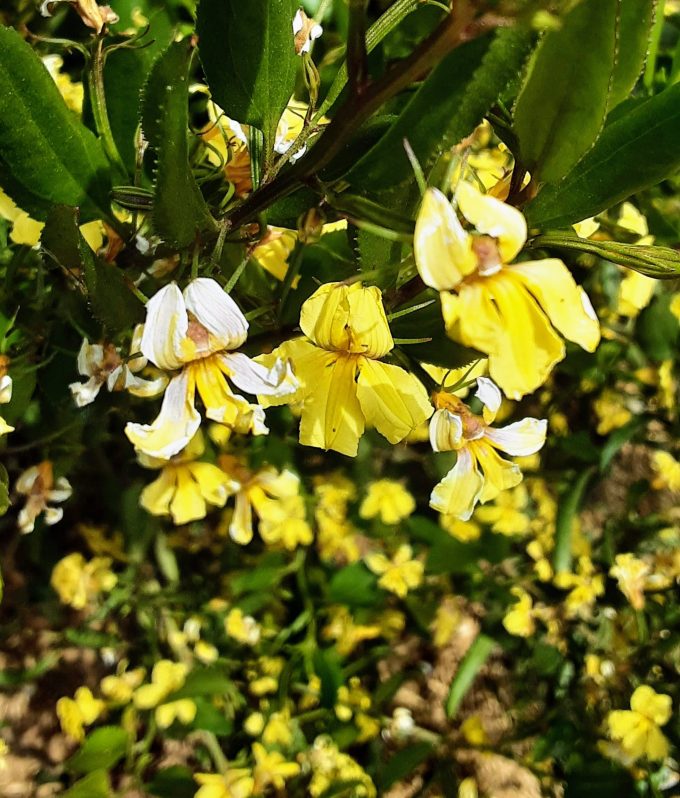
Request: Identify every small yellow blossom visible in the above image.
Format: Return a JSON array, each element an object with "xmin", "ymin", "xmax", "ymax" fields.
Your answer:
[
  {"xmin": 359, "ymin": 479, "xmax": 415, "ymax": 525},
  {"xmin": 474, "ymin": 484, "xmax": 531, "ymax": 536},
  {"xmin": 314, "ymin": 473, "xmax": 361, "ymax": 563},
  {"xmin": 247, "ymin": 658, "xmax": 285, "ymax": 697},
  {"xmin": 460, "ymin": 715, "xmax": 489, "ymax": 746},
  {"xmin": 554, "ymin": 557, "xmax": 604, "ymax": 619},
  {"xmin": 100, "ymin": 668, "xmax": 145, "ymax": 704},
  {"xmin": 262, "ymin": 708, "xmax": 294, "ymax": 748},
  {"xmin": 244, "ymin": 712, "xmax": 265, "ymax": 736},
  {"xmin": 194, "ymin": 640, "xmax": 219, "ymax": 664},
  {"xmin": 194, "ymin": 770, "xmax": 255, "ymax": 798},
  {"xmin": 593, "ymin": 389, "xmax": 632, "ymax": 435},
  {"xmin": 432, "ymin": 597, "xmax": 461, "ymax": 647},
  {"xmin": 57, "ymin": 687, "xmax": 105, "ymax": 742},
  {"xmin": 651, "ymin": 450, "xmax": 680, "ymax": 492},
  {"xmin": 133, "ymin": 660, "xmax": 195, "ymax": 728},
  {"xmin": 609, "ymin": 553, "xmax": 655, "ymax": 610},
  {"xmin": 322, "ymin": 606, "xmax": 381, "ymax": 657},
  {"xmin": 503, "ymin": 587, "xmax": 535, "ymax": 637},
  {"xmin": 51, "ymin": 553, "xmax": 117, "ymax": 610},
  {"xmin": 155, "ymin": 698, "xmax": 197, "ymax": 729},
  {"xmin": 306, "ymin": 736, "xmax": 376, "ymax": 798},
  {"xmin": 440, "ymin": 515, "xmax": 482, "ymax": 541},
  {"xmin": 252, "ymin": 742, "xmax": 300, "ymax": 792},
  {"xmin": 606, "ymin": 686, "xmax": 672, "ymax": 762},
  {"xmin": 365, "ymin": 544, "xmax": 424, "ymax": 598},
  {"xmin": 260, "ymin": 282, "xmax": 432, "ymax": 456},
  {"xmin": 225, "ymin": 608, "xmax": 261, "ymax": 646}
]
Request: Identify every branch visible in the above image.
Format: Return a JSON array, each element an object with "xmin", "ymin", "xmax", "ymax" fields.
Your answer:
[{"xmin": 347, "ymin": 0, "xmax": 369, "ymax": 95}]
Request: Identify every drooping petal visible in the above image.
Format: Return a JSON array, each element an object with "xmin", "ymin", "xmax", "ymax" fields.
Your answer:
[
  {"xmin": 76, "ymin": 340, "xmax": 103, "ymax": 378},
  {"xmin": 456, "ymin": 181, "xmax": 527, "ymax": 263},
  {"xmin": 485, "ymin": 417, "xmax": 547, "ymax": 457},
  {"xmin": 119, "ymin": 369, "xmax": 169, "ymax": 399},
  {"xmin": 0, "ymin": 374, "xmax": 12, "ymax": 404},
  {"xmin": 475, "ymin": 376, "xmax": 502, "ymax": 423},
  {"xmin": 140, "ymin": 468, "xmax": 177, "ymax": 517},
  {"xmin": 508, "ymin": 260, "xmax": 600, "ymax": 352},
  {"xmin": 299, "ymin": 353, "xmax": 364, "ymax": 457},
  {"xmin": 429, "ymin": 448, "xmax": 484, "ymax": 520},
  {"xmin": 414, "ymin": 187, "xmax": 476, "ymax": 290},
  {"xmin": 255, "ymin": 338, "xmax": 315, "ymax": 408},
  {"xmin": 429, "ymin": 408, "xmax": 464, "ymax": 452},
  {"xmin": 183, "ymin": 278, "xmax": 248, "ymax": 351},
  {"xmin": 125, "ymin": 370, "xmax": 201, "ymax": 459},
  {"xmin": 356, "ymin": 359, "xmax": 433, "ymax": 444},
  {"xmin": 190, "ymin": 357, "xmax": 251, "ymax": 427},
  {"xmin": 473, "ymin": 440, "xmax": 523, "ymax": 503},
  {"xmin": 140, "ymin": 283, "xmax": 188, "ymax": 370},
  {"xmin": 187, "ymin": 462, "xmax": 237, "ymax": 507},
  {"xmin": 70, "ymin": 376, "xmax": 103, "ymax": 407},
  {"xmin": 169, "ymin": 466, "xmax": 207, "ymax": 525},
  {"xmin": 219, "ymin": 351, "xmax": 298, "ymax": 397},
  {"xmin": 230, "ymin": 491, "xmax": 254, "ymax": 544}
]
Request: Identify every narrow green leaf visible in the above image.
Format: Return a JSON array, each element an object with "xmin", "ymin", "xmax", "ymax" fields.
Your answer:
[
  {"xmin": 513, "ymin": 0, "xmax": 619, "ymax": 184},
  {"xmin": 526, "ymin": 83, "xmax": 680, "ymax": 229},
  {"xmin": 196, "ymin": 0, "xmax": 298, "ymax": 156},
  {"xmin": 600, "ymin": 419, "xmax": 644, "ymax": 472},
  {"xmin": 62, "ymin": 770, "xmax": 110, "ymax": 798},
  {"xmin": 67, "ymin": 727, "xmax": 129, "ymax": 774},
  {"xmin": 553, "ymin": 468, "xmax": 596, "ymax": 575},
  {"xmin": 141, "ymin": 39, "xmax": 216, "ymax": 248},
  {"xmin": 446, "ymin": 634, "xmax": 496, "ymax": 718},
  {"xmin": 0, "ymin": 26, "xmax": 111, "ymax": 221},
  {"xmin": 379, "ymin": 742, "xmax": 434, "ymax": 789},
  {"xmin": 346, "ymin": 28, "xmax": 532, "ymax": 191},
  {"xmin": 314, "ymin": 648, "xmax": 344, "ymax": 707},
  {"xmin": 607, "ymin": 0, "xmax": 657, "ymax": 111}
]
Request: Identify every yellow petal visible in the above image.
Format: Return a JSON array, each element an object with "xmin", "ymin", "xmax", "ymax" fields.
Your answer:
[
  {"xmin": 430, "ymin": 448, "xmax": 484, "ymax": 520},
  {"xmin": 191, "ymin": 357, "xmax": 250, "ymax": 427},
  {"xmin": 456, "ymin": 181, "xmax": 527, "ymax": 263},
  {"xmin": 473, "ymin": 440, "xmax": 522, "ymax": 503},
  {"xmin": 644, "ymin": 726, "xmax": 670, "ymax": 761},
  {"xmin": 257, "ymin": 338, "xmax": 318, "ymax": 408},
  {"xmin": 187, "ymin": 462, "xmax": 235, "ymax": 507},
  {"xmin": 140, "ymin": 467, "xmax": 177, "ymax": 517},
  {"xmin": 508, "ymin": 260, "xmax": 600, "ymax": 352},
  {"xmin": 10, "ymin": 211, "xmax": 44, "ymax": 246},
  {"xmin": 169, "ymin": 465, "xmax": 208, "ymax": 524},
  {"xmin": 429, "ymin": 408, "xmax": 464, "ymax": 452},
  {"xmin": 299, "ymin": 352, "xmax": 364, "ymax": 456},
  {"xmin": 414, "ymin": 187, "xmax": 476, "ymax": 290},
  {"xmin": 355, "ymin": 358, "xmax": 432, "ymax": 444},
  {"xmin": 229, "ymin": 492, "xmax": 254, "ymax": 544},
  {"xmin": 630, "ymin": 686, "xmax": 672, "ymax": 726}
]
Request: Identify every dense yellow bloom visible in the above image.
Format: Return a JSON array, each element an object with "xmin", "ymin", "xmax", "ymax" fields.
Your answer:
[
  {"xmin": 252, "ymin": 742, "xmax": 300, "ymax": 792},
  {"xmin": 247, "ymin": 657, "xmax": 285, "ymax": 696},
  {"xmin": 651, "ymin": 450, "xmax": 680, "ymax": 492},
  {"xmin": 429, "ymin": 378, "xmax": 546, "ymax": 520},
  {"xmin": 365, "ymin": 544, "xmax": 423, "ymax": 598},
  {"xmin": 609, "ymin": 553, "xmax": 672, "ymax": 610},
  {"xmin": 314, "ymin": 473, "xmax": 361, "ymax": 563},
  {"xmin": 56, "ymin": 687, "xmax": 105, "ymax": 742},
  {"xmin": 133, "ymin": 659, "xmax": 196, "ymax": 728},
  {"xmin": 474, "ymin": 484, "xmax": 530, "ymax": 536},
  {"xmin": 503, "ymin": 587, "xmax": 536, "ymax": 637},
  {"xmin": 139, "ymin": 432, "xmax": 237, "ymax": 525},
  {"xmin": 224, "ymin": 607, "xmax": 261, "ymax": 646},
  {"xmin": 126, "ymin": 278, "xmax": 296, "ymax": 459},
  {"xmin": 607, "ymin": 686, "xmax": 672, "ymax": 762},
  {"xmin": 261, "ymin": 282, "xmax": 432, "ymax": 456},
  {"xmin": 359, "ymin": 479, "xmax": 415, "ymax": 524},
  {"xmin": 554, "ymin": 557, "xmax": 604, "ymax": 619},
  {"xmin": 414, "ymin": 182, "xmax": 600, "ymax": 398},
  {"xmin": 100, "ymin": 668, "xmax": 145, "ymax": 704},
  {"xmin": 306, "ymin": 736, "xmax": 376, "ymax": 798},
  {"xmin": 50, "ymin": 552, "xmax": 117, "ymax": 610},
  {"xmin": 323, "ymin": 606, "xmax": 381, "ymax": 656},
  {"xmin": 194, "ymin": 770, "xmax": 254, "ymax": 798}
]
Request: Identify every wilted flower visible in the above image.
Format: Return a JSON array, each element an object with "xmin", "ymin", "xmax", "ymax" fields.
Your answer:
[
  {"xmin": 15, "ymin": 461, "xmax": 72, "ymax": 534},
  {"xmin": 414, "ymin": 182, "xmax": 600, "ymax": 398},
  {"xmin": 0, "ymin": 373, "xmax": 14, "ymax": 436},
  {"xmin": 40, "ymin": 0, "xmax": 119, "ymax": 33},
  {"xmin": 293, "ymin": 8, "xmax": 323, "ymax": 55}
]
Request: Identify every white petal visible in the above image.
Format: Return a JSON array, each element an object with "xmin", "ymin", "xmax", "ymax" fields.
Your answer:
[
  {"xmin": 43, "ymin": 506, "xmax": 64, "ymax": 526},
  {"xmin": 429, "ymin": 448, "xmax": 484, "ymax": 520},
  {"xmin": 292, "ymin": 8, "xmax": 304, "ymax": 34},
  {"xmin": 128, "ymin": 325, "xmax": 149, "ymax": 372},
  {"xmin": 125, "ymin": 370, "xmax": 201, "ymax": 460},
  {"xmin": 140, "ymin": 283, "xmax": 188, "ymax": 370},
  {"xmin": 15, "ymin": 466, "xmax": 39, "ymax": 495},
  {"xmin": 475, "ymin": 376, "xmax": 502, "ymax": 423},
  {"xmin": 219, "ymin": 352, "xmax": 298, "ymax": 397},
  {"xmin": 122, "ymin": 370, "xmax": 169, "ymax": 399},
  {"xmin": 0, "ymin": 374, "xmax": 13, "ymax": 404},
  {"xmin": 77, "ymin": 340, "xmax": 104, "ymax": 378},
  {"xmin": 70, "ymin": 376, "xmax": 103, "ymax": 407},
  {"xmin": 183, "ymin": 278, "xmax": 248, "ymax": 351},
  {"xmin": 429, "ymin": 408, "xmax": 463, "ymax": 452},
  {"xmin": 49, "ymin": 477, "xmax": 73, "ymax": 503},
  {"xmin": 485, "ymin": 418, "xmax": 547, "ymax": 456}
]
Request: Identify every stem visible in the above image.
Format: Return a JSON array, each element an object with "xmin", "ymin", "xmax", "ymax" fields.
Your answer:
[
  {"xmin": 195, "ymin": 730, "xmax": 230, "ymax": 774},
  {"xmin": 277, "ymin": 241, "xmax": 305, "ymax": 322},
  {"xmin": 88, "ymin": 36, "xmax": 127, "ymax": 178},
  {"xmin": 347, "ymin": 0, "xmax": 369, "ymax": 95},
  {"xmin": 223, "ymin": 1, "xmax": 478, "ymax": 231}
]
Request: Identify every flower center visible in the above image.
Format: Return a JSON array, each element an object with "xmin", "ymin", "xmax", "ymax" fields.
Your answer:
[{"xmin": 472, "ymin": 235, "xmax": 503, "ymax": 276}]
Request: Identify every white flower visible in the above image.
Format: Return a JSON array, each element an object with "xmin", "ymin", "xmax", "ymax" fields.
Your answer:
[
  {"xmin": 293, "ymin": 9, "xmax": 323, "ymax": 55},
  {"xmin": 16, "ymin": 461, "xmax": 72, "ymax": 534},
  {"xmin": 125, "ymin": 278, "xmax": 297, "ymax": 460},
  {"xmin": 0, "ymin": 374, "xmax": 14, "ymax": 436}
]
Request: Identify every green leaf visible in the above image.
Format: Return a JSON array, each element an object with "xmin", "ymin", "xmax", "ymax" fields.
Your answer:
[
  {"xmin": 513, "ymin": 0, "xmax": 619, "ymax": 184},
  {"xmin": 0, "ymin": 26, "xmax": 111, "ymax": 221},
  {"xmin": 147, "ymin": 766, "xmax": 196, "ymax": 798},
  {"xmin": 67, "ymin": 727, "xmax": 129, "ymax": 774},
  {"xmin": 0, "ymin": 463, "xmax": 10, "ymax": 519},
  {"xmin": 314, "ymin": 647, "xmax": 344, "ymax": 707},
  {"xmin": 552, "ymin": 468, "xmax": 596, "ymax": 575},
  {"xmin": 600, "ymin": 419, "xmax": 644, "ymax": 472},
  {"xmin": 168, "ymin": 667, "xmax": 233, "ymax": 700},
  {"xmin": 637, "ymin": 292, "xmax": 680, "ymax": 361},
  {"xmin": 327, "ymin": 563, "xmax": 379, "ymax": 607},
  {"xmin": 62, "ymin": 770, "xmax": 110, "ymax": 798},
  {"xmin": 346, "ymin": 28, "xmax": 532, "ymax": 191},
  {"xmin": 196, "ymin": 0, "xmax": 298, "ymax": 156},
  {"xmin": 526, "ymin": 83, "xmax": 680, "ymax": 229},
  {"xmin": 607, "ymin": 0, "xmax": 657, "ymax": 112},
  {"xmin": 190, "ymin": 697, "xmax": 234, "ymax": 735},
  {"xmin": 446, "ymin": 634, "xmax": 496, "ymax": 718},
  {"xmin": 141, "ymin": 39, "xmax": 216, "ymax": 248},
  {"xmin": 379, "ymin": 742, "xmax": 434, "ymax": 789}
]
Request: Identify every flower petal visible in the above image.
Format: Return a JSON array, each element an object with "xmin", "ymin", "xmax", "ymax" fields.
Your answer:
[
  {"xmin": 485, "ymin": 417, "xmax": 547, "ymax": 457},
  {"xmin": 475, "ymin": 376, "xmax": 502, "ymax": 423},
  {"xmin": 219, "ymin": 351, "xmax": 298, "ymax": 397},
  {"xmin": 356, "ymin": 359, "xmax": 433, "ymax": 444},
  {"xmin": 140, "ymin": 283, "xmax": 188, "ymax": 370},
  {"xmin": 473, "ymin": 440, "xmax": 523, "ymax": 503},
  {"xmin": 187, "ymin": 462, "xmax": 237, "ymax": 507},
  {"xmin": 456, "ymin": 181, "xmax": 527, "ymax": 263},
  {"xmin": 70, "ymin": 376, "xmax": 103, "ymax": 407},
  {"xmin": 429, "ymin": 448, "xmax": 484, "ymax": 520},
  {"xmin": 509, "ymin": 260, "xmax": 600, "ymax": 352},
  {"xmin": 140, "ymin": 468, "xmax": 177, "ymax": 517},
  {"xmin": 230, "ymin": 492, "xmax": 254, "ymax": 544},
  {"xmin": 190, "ymin": 358, "xmax": 251, "ymax": 427},
  {"xmin": 169, "ymin": 466, "xmax": 208, "ymax": 525},
  {"xmin": 414, "ymin": 188, "xmax": 476, "ymax": 290},
  {"xmin": 183, "ymin": 278, "xmax": 248, "ymax": 351},
  {"xmin": 125, "ymin": 370, "xmax": 201, "ymax": 459},
  {"xmin": 429, "ymin": 408, "xmax": 464, "ymax": 452}
]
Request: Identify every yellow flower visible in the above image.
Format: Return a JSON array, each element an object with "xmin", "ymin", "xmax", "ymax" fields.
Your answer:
[
  {"xmin": 431, "ymin": 597, "xmax": 461, "ymax": 647},
  {"xmin": 125, "ymin": 278, "xmax": 297, "ymax": 459},
  {"xmin": 503, "ymin": 587, "xmax": 536, "ymax": 637},
  {"xmin": 56, "ymin": 687, "xmax": 105, "ymax": 742},
  {"xmin": 458, "ymin": 777, "xmax": 479, "ymax": 798},
  {"xmin": 262, "ymin": 709, "xmax": 294, "ymax": 748},
  {"xmin": 440, "ymin": 515, "xmax": 482, "ymax": 542},
  {"xmin": 194, "ymin": 770, "xmax": 255, "ymax": 798},
  {"xmin": 429, "ymin": 378, "xmax": 546, "ymax": 520},
  {"xmin": 359, "ymin": 479, "xmax": 415, "ymax": 525},
  {"xmin": 414, "ymin": 182, "xmax": 600, "ymax": 398},
  {"xmin": 322, "ymin": 606, "xmax": 381, "ymax": 657},
  {"xmin": 306, "ymin": 736, "xmax": 376, "ymax": 798},
  {"xmin": 224, "ymin": 607, "xmax": 261, "ymax": 646},
  {"xmin": 133, "ymin": 660, "xmax": 192, "ymax": 727},
  {"xmin": 593, "ymin": 389, "xmax": 632, "ymax": 435},
  {"xmin": 617, "ymin": 270, "xmax": 657, "ymax": 318},
  {"xmin": 606, "ymin": 686, "xmax": 672, "ymax": 762},
  {"xmin": 554, "ymin": 557, "xmax": 604, "ymax": 619},
  {"xmin": 651, "ymin": 450, "xmax": 680, "ymax": 492},
  {"xmin": 42, "ymin": 53, "xmax": 84, "ymax": 112},
  {"xmin": 670, "ymin": 293, "xmax": 680, "ymax": 323},
  {"xmin": 658, "ymin": 360, "xmax": 676, "ymax": 413},
  {"xmin": 314, "ymin": 474, "xmax": 361, "ymax": 563},
  {"xmin": 250, "ymin": 227, "xmax": 298, "ymax": 282},
  {"xmin": 155, "ymin": 698, "xmax": 197, "ymax": 729},
  {"xmin": 460, "ymin": 715, "xmax": 489, "ymax": 746},
  {"xmin": 365, "ymin": 544, "xmax": 423, "ymax": 598},
  {"xmin": 50, "ymin": 553, "xmax": 117, "ymax": 610},
  {"xmin": 609, "ymin": 553, "xmax": 651, "ymax": 610},
  {"xmin": 474, "ymin": 484, "xmax": 530, "ymax": 536},
  {"xmin": 261, "ymin": 282, "xmax": 432, "ymax": 456},
  {"xmin": 252, "ymin": 742, "xmax": 300, "ymax": 792},
  {"xmin": 139, "ymin": 431, "xmax": 237, "ymax": 525},
  {"xmin": 100, "ymin": 668, "xmax": 146, "ymax": 704},
  {"xmin": 247, "ymin": 657, "xmax": 285, "ymax": 696}
]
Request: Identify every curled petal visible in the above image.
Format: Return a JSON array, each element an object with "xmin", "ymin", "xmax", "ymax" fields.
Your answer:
[
  {"xmin": 415, "ymin": 188, "xmax": 476, "ymax": 290},
  {"xmin": 429, "ymin": 448, "xmax": 484, "ymax": 520},
  {"xmin": 183, "ymin": 278, "xmax": 248, "ymax": 351},
  {"xmin": 76, "ymin": 340, "xmax": 104, "ymax": 378},
  {"xmin": 70, "ymin": 376, "xmax": 103, "ymax": 407},
  {"xmin": 429, "ymin": 409, "xmax": 464, "ymax": 452},
  {"xmin": 219, "ymin": 352, "xmax": 298, "ymax": 397},
  {"xmin": 485, "ymin": 417, "xmax": 547, "ymax": 457},
  {"xmin": 125, "ymin": 370, "xmax": 201, "ymax": 460},
  {"xmin": 0, "ymin": 374, "xmax": 12, "ymax": 404},
  {"xmin": 116, "ymin": 369, "xmax": 169, "ymax": 399},
  {"xmin": 456, "ymin": 181, "xmax": 527, "ymax": 263},
  {"xmin": 356, "ymin": 359, "xmax": 432, "ymax": 444},
  {"xmin": 140, "ymin": 283, "xmax": 188, "ymax": 370},
  {"xmin": 475, "ymin": 376, "xmax": 502, "ymax": 423}
]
